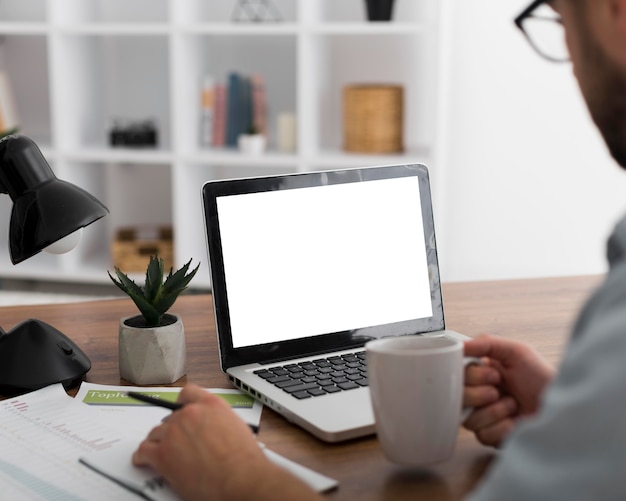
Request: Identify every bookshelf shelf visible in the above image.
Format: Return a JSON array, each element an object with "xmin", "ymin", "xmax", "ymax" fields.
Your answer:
[
  {"xmin": 56, "ymin": 25, "xmax": 171, "ymax": 36},
  {"xmin": 179, "ymin": 24, "xmax": 300, "ymax": 36},
  {"xmin": 311, "ymin": 148, "xmax": 432, "ymax": 169},
  {"xmin": 0, "ymin": 23, "xmax": 49, "ymax": 34},
  {"xmin": 0, "ymin": 0, "xmax": 446, "ymax": 288},
  {"xmin": 309, "ymin": 23, "xmax": 429, "ymax": 35},
  {"xmin": 185, "ymin": 150, "xmax": 299, "ymax": 167},
  {"xmin": 63, "ymin": 148, "xmax": 175, "ymax": 164}
]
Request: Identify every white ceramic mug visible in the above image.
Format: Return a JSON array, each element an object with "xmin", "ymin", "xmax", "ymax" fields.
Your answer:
[{"xmin": 366, "ymin": 333, "xmax": 476, "ymax": 466}]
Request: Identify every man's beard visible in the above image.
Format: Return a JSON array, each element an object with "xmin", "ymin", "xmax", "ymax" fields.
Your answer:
[
  {"xmin": 586, "ymin": 64, "xmax": 626, "ymax": 168},
  {"xmin": 576, "ymin": 22, "xmax": 626, "ymax": 168}
]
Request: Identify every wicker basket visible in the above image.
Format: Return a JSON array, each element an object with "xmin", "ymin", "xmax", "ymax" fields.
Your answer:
[
  {"xmin": 343, "ymin": 84, "xmax": 404, "ymax": 154},
  {"xmin": 111, "ymin": 226, "xmax": 174, "ymax": 272}
]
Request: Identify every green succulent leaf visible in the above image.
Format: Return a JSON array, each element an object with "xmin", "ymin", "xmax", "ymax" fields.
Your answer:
[
  {"xmin": 163, "ymin": 259, "xmax": 199, "ymax": 293},
  {"xmin": 108, "ymin": 269, "xmax": 143, "ymax": 297},
  {"xmin": 127, "ymin": 290, "xmax": 162, "ymax": 326},
  {"xmin": 144, "ymin": 255, "xmax": 165, "ymax": 303},
  {"xmin": 155, "ymin": 259, "xmax": 200, "ymax": 314},
  {"xmin": 108, "ymin": 255, "xmax": 199, "ymax": 328}
]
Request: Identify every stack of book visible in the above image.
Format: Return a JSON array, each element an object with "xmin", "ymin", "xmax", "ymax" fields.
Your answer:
[{"xmin": 200, "ymin": 72, "xmax": 267, "ymax": 149}]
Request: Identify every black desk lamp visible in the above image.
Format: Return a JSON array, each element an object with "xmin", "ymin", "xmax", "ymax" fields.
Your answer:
[{"xmin": 0, "ymin": 135, "xmax": 109, "ymax": 395}]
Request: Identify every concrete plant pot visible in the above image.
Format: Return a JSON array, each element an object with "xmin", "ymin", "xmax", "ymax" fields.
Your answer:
[{"xmin": 119, "ymin": 313, "xmax": 187, "ymax": 385}]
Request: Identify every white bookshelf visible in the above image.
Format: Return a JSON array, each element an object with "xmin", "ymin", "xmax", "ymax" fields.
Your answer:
[{"xmin": 0, "ymin": 0, "xmax": 446, "ymax": 288}]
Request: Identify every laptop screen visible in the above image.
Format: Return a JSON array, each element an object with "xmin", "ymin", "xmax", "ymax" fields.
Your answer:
[{"xmin": 202, "ymin": 164, "xmax": 445, "ymax": 369}]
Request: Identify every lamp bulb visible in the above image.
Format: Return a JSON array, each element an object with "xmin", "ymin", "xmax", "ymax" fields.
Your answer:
[{"xmin": 44, "ymin": 228, "xmax": 83, "ymax": 255}]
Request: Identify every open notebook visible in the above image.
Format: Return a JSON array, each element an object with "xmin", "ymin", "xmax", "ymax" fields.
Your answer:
[{"xmin": 201, "ymin": 164, "xmax": 465, "ymax": 442}]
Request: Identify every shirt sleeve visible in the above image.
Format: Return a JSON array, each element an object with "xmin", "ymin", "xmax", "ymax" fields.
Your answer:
[{"xmin": 467, "ymin": 263, "xmax": 626, "ymax": 501}]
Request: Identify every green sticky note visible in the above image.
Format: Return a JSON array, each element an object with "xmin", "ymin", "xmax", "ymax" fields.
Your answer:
[{"xmin": 81, "ymin": 389, "xmax": 254, "ymax": 409}]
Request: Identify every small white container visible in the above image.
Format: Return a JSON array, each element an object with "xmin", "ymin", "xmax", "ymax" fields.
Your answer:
[{"xmin": 238, "ymin": 133, "xmax": 267, "ymax": 155}]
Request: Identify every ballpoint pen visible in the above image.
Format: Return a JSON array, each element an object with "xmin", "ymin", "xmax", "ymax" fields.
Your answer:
[
  {"xmin": 127, "ymin": 391, "xmax": 183, "ymax": 411},
  {"xmin": 126, "ymin": 391, "xmax": 259, "ymax": 433}
]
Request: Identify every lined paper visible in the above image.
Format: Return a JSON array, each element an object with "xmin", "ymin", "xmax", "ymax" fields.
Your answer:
[{"xmin": 0, "ymin": 385, "xmax": 138, "ymax": 500}]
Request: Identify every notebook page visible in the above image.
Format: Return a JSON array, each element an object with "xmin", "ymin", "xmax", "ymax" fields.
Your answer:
[{"xmin": 0, "ymin": 384, "xmax": 139, "ymax": 500}]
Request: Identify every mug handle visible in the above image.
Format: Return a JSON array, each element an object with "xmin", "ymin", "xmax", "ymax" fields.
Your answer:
[{"xmin": 460, "ymin": 356, "xmax": 482, "ymax": 422}]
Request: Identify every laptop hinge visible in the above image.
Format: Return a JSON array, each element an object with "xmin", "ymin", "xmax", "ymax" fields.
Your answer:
[{"xmin": 257, "ymin": 345, "xmax": 365, "ymax": 366}]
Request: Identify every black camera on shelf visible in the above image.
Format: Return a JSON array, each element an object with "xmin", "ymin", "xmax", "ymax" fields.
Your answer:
[{"xmin": 109, "ymin": 119, "xmax": 158, "ymax": 148}]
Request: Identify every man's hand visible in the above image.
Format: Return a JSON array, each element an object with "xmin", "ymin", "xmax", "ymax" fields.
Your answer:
[
  {"xmin": 132, "ymin": 384, "xmax": 323, "ymax": 501},
  {"xmin": 463, "ymin": 334, "xmax": 555, "ymax": 448}
]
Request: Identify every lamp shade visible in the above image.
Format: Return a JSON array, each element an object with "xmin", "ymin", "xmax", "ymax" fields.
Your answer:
[{"xmin": 0, "ymin": 135, "xmax": 109, "ymax": 264}]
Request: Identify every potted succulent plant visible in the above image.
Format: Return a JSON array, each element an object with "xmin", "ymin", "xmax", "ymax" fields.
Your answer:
[
  {"xmin": 108, "ymin": 255, "xmax": 200, "ymax": 385},
  {"xmin": 237, "ymin": 124, "xmax": 267, "ymax": 155}
]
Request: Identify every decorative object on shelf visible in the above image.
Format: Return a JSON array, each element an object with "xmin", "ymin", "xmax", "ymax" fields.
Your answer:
[
  {"xmin": 238, "ymin": 125, "xmax": 267, "ymax": 155},
  {"xmin": 0, "ymin": 134, "xmax": 109, "ymax": 395},
  {"xmin": 109, "ymin": 119, "xmax": 158, "ymax": 148},
  {"xmin": 232, "ymin": 0, "xmax": 282, "ymax": 22},
  {"xmin": 364, "ymin": 0, "xmax": 396, "ymax": 21},
  {"xmin": 343, "ymin": 84, "xmax": 404, "ymax": 154},
  {"xmin": 108, "ymin": 255, "xmax": 200, "ymax": 385},
  {"xmin": 111, "ymin": 225, "xmax": 174, "ymax": 273},
  {"xmin": 0, "ymin": 72, "xmax": 20, "ymax": 139},
  {"xmin": 277, "ymin": 112, "xmax": 297, "ymax": 153}
]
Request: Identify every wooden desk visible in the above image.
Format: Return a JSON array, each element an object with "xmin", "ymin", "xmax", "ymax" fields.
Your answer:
[{"xmin": 0, "ymin": 275, "xmax": 602, "ymax": 500}]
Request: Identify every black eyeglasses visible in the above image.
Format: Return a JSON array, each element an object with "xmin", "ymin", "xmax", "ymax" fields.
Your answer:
[{"xmin": 515, "ymin": 0, "xmax": 569, "ymax": 62}]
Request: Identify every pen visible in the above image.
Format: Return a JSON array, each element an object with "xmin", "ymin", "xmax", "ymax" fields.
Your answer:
[
  {"xmin": 127, "ymin": 391, "xmax": 182, "ymax": 410},
  {"xmin": 126, "ymin": 391, "xmax": 259, "ymax": 433}
]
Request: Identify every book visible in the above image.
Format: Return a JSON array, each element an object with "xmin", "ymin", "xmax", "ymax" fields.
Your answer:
[
  {"xmin": 240, "ymin": 75, "xmax": 253, "ymax": 135},
  {"xmin": 226, "ymin": 72, "xmax": 242, "ymax": 147},
  {"xmin": 251, "ymin": 73, "xmax": 267, "ymax": 137},
  {"xmin": 225, "ymin": 71, "xmax": 267, "ymax": 147},
  {"xmin": 212, "ymin": 83, "xmax": 227, "ymax": 147},
  {"xmin": 199, "ymin": 75, "xmax": 215, "ymax": 148}
]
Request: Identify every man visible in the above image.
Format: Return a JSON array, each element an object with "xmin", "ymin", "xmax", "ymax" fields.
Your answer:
[
  {"xmin": 133, "ymin": 0, "xmax": 626, "ymax": 499},
  {"xmin": 462, "ymin": 0, "xmax": 626, "ymax": 497}
]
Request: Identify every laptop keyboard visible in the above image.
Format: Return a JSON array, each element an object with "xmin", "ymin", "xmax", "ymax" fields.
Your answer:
[{"xmin": 253, "ymin": 351, "xmax": 368, "ymax": 399}]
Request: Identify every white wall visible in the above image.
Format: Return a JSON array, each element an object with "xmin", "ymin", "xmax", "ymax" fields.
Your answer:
[{"xmin": 437, "ymin": 0, "xmax": 626, "ymax": 282}]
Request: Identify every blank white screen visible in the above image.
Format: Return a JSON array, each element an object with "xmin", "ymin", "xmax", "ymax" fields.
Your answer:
[{"xmin": 216, "ymin": 176, "xmax": 433, "ymax": 348}]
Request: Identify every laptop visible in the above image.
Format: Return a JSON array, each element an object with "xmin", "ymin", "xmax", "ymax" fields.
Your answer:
[{"xmin": 201, "ymin": 164, "xmax": 465, "ymax": 442}]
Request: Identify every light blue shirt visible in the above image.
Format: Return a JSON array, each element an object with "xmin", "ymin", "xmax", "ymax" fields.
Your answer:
[{"xmin": 468, "ymin": 215, "xmax": 626, "ymax": 500}]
